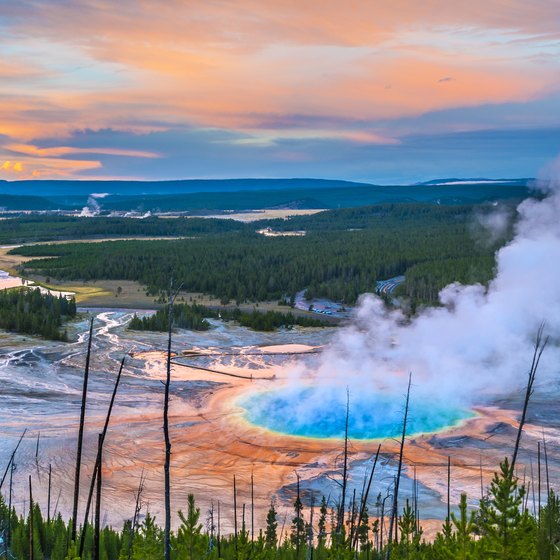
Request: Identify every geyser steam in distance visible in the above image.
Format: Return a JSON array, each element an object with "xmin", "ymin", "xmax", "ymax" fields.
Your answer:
[{"xmin": 240, "ymin": 386, "xmax": 471, "ymax": 439}]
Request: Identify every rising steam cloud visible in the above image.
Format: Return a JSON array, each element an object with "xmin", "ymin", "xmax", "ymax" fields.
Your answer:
[
  {"xmin": 287, "ymin": 159, "xmax": 560, "ymax": 417},
  {"xmin": 79, "ymin": 192, "xmax": 109, "ymax": 217}
]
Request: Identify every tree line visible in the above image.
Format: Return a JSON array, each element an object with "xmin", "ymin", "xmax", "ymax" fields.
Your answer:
[
  {"xmin": 1, "ymin": 456, "xmax": 558, "ymax": 559},
  {"xmin": 0, "ymin": 215, "xmax": 243, "ymax": 244},
  {"xmin": 12, "ymin": 202, "xmax": 510, "ymax": 306},
  {"xmin": 0, "ymin": 288, "xmax": 76, "ymax": 340},
  {"xmin": 128, "ymin": 303, "xmax": 330, "ymax": 332}
]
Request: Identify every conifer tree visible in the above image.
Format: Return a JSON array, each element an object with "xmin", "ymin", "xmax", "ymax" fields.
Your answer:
[
  {"xmin": 477, "ymin": 458, "xmax": 537, "ymax": 559},
  {"xmin": 131, "ymin": 513, "xmax": 163, "ymax": 560},
  {"xmin": 174, "ymin": 494, "xmax": 206, "ymax": 560},
  {"xmin": 265, "ymin": 501, "xmax": 278, "ymax": 549}
]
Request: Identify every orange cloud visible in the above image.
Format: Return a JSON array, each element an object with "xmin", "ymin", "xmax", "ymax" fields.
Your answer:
[
  {"xmin": 0, "ymin": 156, "xmax": 101, "ymax": 180},
  {"xmin": 0, "ymin": 0, "xmax": 558, "ymax": 179},
  {"xmin": 5, "ymin": 143, "xmax": 160, "ymax": 159}
]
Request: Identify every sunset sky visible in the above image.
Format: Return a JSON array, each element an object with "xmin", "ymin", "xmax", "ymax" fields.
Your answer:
[{"xmin": 1, "ymin": 0, "xmax": 559, "ymax": 183}]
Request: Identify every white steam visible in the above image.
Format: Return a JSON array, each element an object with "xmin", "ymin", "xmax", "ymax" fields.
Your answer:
[
  {"xmin": 291, "ymin": 161, "xmax": 560, "ymax": 411},
  {"xmin": 79, "ymin": 192, "xmax": 109, "ymax": 217}
]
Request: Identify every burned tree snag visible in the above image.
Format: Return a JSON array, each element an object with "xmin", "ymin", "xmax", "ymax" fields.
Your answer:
[
  {"xmin": 71, "ymin": 317, "xmax": 94, "ymax": 542},
  {"xmin": 93, "ymin": 433, "xmax": 103, "ymax": 560},
  {"xmin": 386, "ymin": 372, "xmax": 412, "ymax": 560},
  {"xmin": 79, "ymin": 356, "xmax": 126, "ymax": 557},
  {"xmin": 511, "ymin": 323, "xmax": 548, "ymax": 471}
]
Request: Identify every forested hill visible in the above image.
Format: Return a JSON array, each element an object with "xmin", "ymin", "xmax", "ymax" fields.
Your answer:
[
  {"xmin": 0, "ymin": 178, "xmax": 370, "ymax": 197},
  {"xmin": 0, "ymin": 201, "xmax": 518, "ymax": 244},
  {"xmin": 11, "ymin": 203, "xmax": 512, "ymax": 306},
  {"xmin": 0, "ymin": 178, "xmax": 531, "ymax": 211}
]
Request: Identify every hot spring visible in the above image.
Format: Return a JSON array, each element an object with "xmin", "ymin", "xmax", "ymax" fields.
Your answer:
[{"xmin": 239, "ymin": 386, "xmax": 473, "ymax": 440}]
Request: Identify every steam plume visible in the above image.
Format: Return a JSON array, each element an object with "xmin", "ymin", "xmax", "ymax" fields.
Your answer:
[
  {"xmin": 289, "ymin": 160, "xmax": 560, "ymax": 417},
  {"xmin": 79, "ymin": 193, "xmax": 108, "ymax": 217}
]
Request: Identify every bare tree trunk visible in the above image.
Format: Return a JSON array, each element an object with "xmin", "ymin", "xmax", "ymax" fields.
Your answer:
[
  {"xmin": 234, "ymin": 475, "xmax": 238, "ymax": 559},
  {"xmin": 79, "ymin": 356, "xmax": 126, "ymax": 557},
  {"xmin": 164, "ymin": 281, "xmax": 175, "ymax": 560},
  {"xmin": 379, "ymin": 499, "xmax": 385, "ymax": 552},
  {"xmin": 47, "ymin": 463, "xmax": 52, "ymax": 523},
  {"xmin": 93, "ymin": 433, "xmax": 102, "ymax": 560},
  {"xmin": 278, "ymin": 512, "xmax": 287, "ymax": 549},
  {"xmin": 538, "ymin": 441, "xmax": 542, "ymax": 524},
  {"xmin": 308, "ymin": 492, "xmax": 315, "ymax": 560},
  {"xmin": 336, "ymin": 389, "xmax": 350, "ymax": 539},
  {"xmin": 511, "ymin": 323, "xmax": 548, "ymax": 471},
  {"xmin": 447, "ymin": 456, "xmax": 451, "ymax": 523},
  {"xmin": 386, "ymin": 372, "xmax": 412, "ymax": 560},
  {"xmin": 544, "ymin": 436, "xmax": 552, "ymax": 546},
  {"xmin": 479, "ymin": 455, "xmax": 484, "ymax": 500},
  {"xmin": 251, "ymin": 472, "xmax": 255, "ymax": 545},
  {"xmin": 352, "ymin": 444, "xmax": 381, "ymax": 550},
  {"xmin": 71, "ymin": 317, "xmax": 94, "ymax": 542},
  {"xmin": 0, "ymin": 428, "xmax": 26, "ymax": 491},
  {"xmin": 349, "ymin": 489, "xmax": 356, "ymax": 549},
  {"xmin": 35, "ymin": 432, "xmax": 40, "ymax": 477},
  {"xmin": 7, "ymin": 462, "xmax": 14, "ymax": 553},
  {"xmin": 217, "ymin": 501, "xmax": 221, "ymax": 559},
  {"xmin": 128, "ymin": 469, "xmax": 146, "ymax": 560},
  {"xmin": 29, "ymin": 475, "xmax": 34, "ymax": 560},
  {"xmin": 296, "ymin": 473, "xmax": 301, "ymax": 560},
  {"xmin": 543, "ymin": 436, "xmax": 551, "ymax": 498},
  {"xmin": 530, "ymin": 458, "xmax": 537, "ymax": 517}
]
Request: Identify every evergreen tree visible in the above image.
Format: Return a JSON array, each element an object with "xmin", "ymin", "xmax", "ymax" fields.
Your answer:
[
  {"xmin": 265, "ymin": 501, "xmax": 278, "ymax": 549},
  {"xmin": 476, "ymin": 458, "xmax": 537, "ymax": 559},
  {"xmin": 131, "ymin": 513, "xmax": 163, "ymax": 560},
  {"xmin": 173, "ymin": 494, "xmax": 206, "ymax": 560}
]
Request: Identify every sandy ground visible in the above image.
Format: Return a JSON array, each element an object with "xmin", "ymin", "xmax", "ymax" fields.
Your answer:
[
  {"xmin": 0, "ymin": 270, "xmax": 75, "ymax": 297},
  {"xmin": 197, "ymin": 209, "xmax": 325, "ymax": 222}
]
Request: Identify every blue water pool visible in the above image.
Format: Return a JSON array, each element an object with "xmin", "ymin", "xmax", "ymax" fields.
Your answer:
[{"xmin": 239, "ymin": 386, "xmax": 472, "ymax": 440}]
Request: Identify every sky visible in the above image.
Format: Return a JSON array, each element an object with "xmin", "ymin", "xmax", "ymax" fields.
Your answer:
[{"xmin": 1, "ymin": 0, "xmax": 560, "ymax": 184}]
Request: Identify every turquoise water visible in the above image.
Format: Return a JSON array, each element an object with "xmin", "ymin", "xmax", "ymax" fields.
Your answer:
[{"xmin": 240, "ymin": 386, "xmax": 472, "ymax": 440}]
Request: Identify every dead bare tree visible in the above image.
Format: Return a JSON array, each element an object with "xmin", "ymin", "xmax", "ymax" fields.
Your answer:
[
  {"xmin": 0, "ymin": 428, "xmax": 26, "ymax": 491},
  {"xmin": 307, "ymin": 492, "xmax": 315, "ymax": 560},
  {"xmin": 352, "ymin": 444, "xmax": 381, "ymax": 551},
  {"xmin": 164, "ymin": 279, "xmax": 182, "ymax": 560},
  {"xmin": 511, "ymin": 322, "xmax": 548, "ymax": 471},
  {"xmin": 127, "ymin": 469, "xmax": 146, "ymax": 560},
  {"xmin": 251, "ymin": 472, "xmax": 255, "ymax": 545},
  {"xmin": 530, "ymin": 457, "xmax": 537, "ymax": 517},
  {"xmin": 335, "ymin": 388, "xmax": 350, "ymax": 540},
  {"xmin": 217, "ymin": 501, "xmax": 221, "ymax": 559},
  {"xmin": 386, "ymin": 372, "xmax": 412, "ymax": 560},
  {"xmin": 47, "ymin": 463, "xmax": 52, "ymax": 523},
  {"xmin": 6, "ymin": 461, "xmax": 14, "ymax": 554},
  {"xmin": 79, "ymin": 356, "xmax": 126, "ymax": 557},
  {"xmin": 233, "ymin": 475, "xmax": 239, "ymax": 559},
  {"xmin": 447, "ymin": 456, "xmax": 451, "ymax": 524},
  {"xmin": 71, "ymin": 317, "xmax": 94, "ymax": 542},
  {"xmin": 35, "ymin": 432, "xmax": 40, "ymax": 478},
  {"xmin": 543, "ymin": 435, "xmax": 552, "ymax": 547},
  {"xmin": 538, "ymin": 441, "xmax": 542, "ymax": 523},
  {"xmin": 93, "ymin": 434, "xmax": 102, "ymax": 560},
  {"xmin": 29, "ymin": 475, "xmax": 34, "ymax": 560}
]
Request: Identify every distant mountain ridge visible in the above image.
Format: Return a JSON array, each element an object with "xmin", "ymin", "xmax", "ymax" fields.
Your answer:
[
  {"xmin": 0, "ymin": 178, "xmax": 372, "ymax": 197},
  {"xmin": 0, "ymin": 177, "xmax": 533, "ymax": 212}
]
